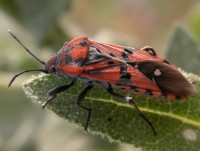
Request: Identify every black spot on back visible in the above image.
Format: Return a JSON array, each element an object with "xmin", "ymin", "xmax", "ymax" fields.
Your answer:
[
  {"xmin": 63, "ymin": 55, "xmax": 85, "ymax": 67},
  {"xmin": 122, "ymin": 52, "xmax": 128, "ymax": 58},
  {"xmin": 124, "ymin": 48, "xmax": 133, "ymax": 54},
  {"xmin": 120, "ymin": 64, "xmax": 127, "ymax": 73},
  {"xmin": 121, "ymin": 48, "xmax": 133, "ymax": 59},
  {"xmin": 120, "ymin": 72, "xmax": 131, "ymax": 80},
  {"xmin": 109, "ymin": 53, "xmax": 116, "ymax": 57},
  {"xmin": 107, "ymin": 61, "xmax": 115, "ymax": 65}
]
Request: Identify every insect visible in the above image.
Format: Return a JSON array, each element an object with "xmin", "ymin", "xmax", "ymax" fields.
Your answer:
[{"xmin": 8, "ymin": 30, "xmax": 195, "ymax": 135}]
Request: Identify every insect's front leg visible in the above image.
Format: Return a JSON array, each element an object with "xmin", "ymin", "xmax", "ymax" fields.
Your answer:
[
  {"xmin": 106, "ymin": 86, "xmax": 157, "ymax": 135},
  {"xmin": 42, "ymin": 81, "xmax": 75, "ymax": 109},
  {"xmin": 76, "ymin": 84, "xmax": 94, "ymax": 131}
]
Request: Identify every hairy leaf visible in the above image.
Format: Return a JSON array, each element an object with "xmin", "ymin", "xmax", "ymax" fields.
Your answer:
[{"xmin": 23, "ymin": 72, "xmax": 200, "ymax": 150}]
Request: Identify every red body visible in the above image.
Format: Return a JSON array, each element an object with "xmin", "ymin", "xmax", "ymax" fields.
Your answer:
[{"xmin": 45, "ymin": 36, "xmax": 195, "ymax": 100}]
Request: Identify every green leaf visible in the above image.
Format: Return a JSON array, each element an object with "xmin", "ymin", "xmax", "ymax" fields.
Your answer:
[
  {"xmin": 23, "ymin": 72, "xmax": 200, "ymax": 150},
  {"xmin": 165, "ymin": 26, "xmax": 200, "ymax": 75}
]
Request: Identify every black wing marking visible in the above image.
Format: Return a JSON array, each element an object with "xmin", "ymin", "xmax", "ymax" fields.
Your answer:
[{"xmin": 132, "ymin": 61, "xmax": 196, "ymax": 96}]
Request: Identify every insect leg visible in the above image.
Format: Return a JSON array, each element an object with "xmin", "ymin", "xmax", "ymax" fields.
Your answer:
[
  {"xmin": 76, "ymin": 85, "xmax": 94, "ymax": 131},
  {"xmin": 106, "ymin": 87, "xmax": 157, "ymax": 135},
  {"xmin": 42, "ymin": 81, "xmax": 75, "ymax": 109}
]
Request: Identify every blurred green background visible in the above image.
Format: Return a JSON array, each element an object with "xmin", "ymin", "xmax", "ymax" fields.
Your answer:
[{"xmin": 0, "ymin": 0, "xmax": 200, "ymax": 151}]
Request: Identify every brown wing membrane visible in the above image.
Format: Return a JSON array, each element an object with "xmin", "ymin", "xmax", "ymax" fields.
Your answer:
[{"xmin": 135, "ymin": 61, "xmax": 196, "ymax": 97}]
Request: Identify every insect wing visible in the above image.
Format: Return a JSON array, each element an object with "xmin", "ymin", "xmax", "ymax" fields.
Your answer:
[{"xmin": 89, "ymin": 41, "xmax": 165, "ymax": 63}]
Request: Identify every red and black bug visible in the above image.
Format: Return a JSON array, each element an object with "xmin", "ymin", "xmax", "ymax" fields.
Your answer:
[{"xmin": 8, "ymin": 31, "xmax": 195, "ymax": 135}]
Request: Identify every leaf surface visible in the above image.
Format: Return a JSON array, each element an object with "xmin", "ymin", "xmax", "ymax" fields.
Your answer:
[{"xmin": 23, "ymin": 72, "xmax": 200, "ymax": 150}]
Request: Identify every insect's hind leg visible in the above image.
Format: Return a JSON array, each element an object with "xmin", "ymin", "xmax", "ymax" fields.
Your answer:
[
  {"xmin": 42, "ymin": 81, "xmax": 75, "ymax": 109},
  {"xmin": 106, "ymin": 87, "xmax": 157, "ymax": 135},
  {"xmin": 76, "ymin": 85, "xmax": 94, "ymax": 131}
]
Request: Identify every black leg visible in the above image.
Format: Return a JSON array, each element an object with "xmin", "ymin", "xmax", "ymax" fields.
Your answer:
[
  {"xmin": 42, "ymin": 81, "xmax": 75, "ymax": 109},
  {"xmin": 76, "ymin": 85, "xmax": 94, "ymax": 131},
  {"xmin": 106, "ymin": 87, "xmax": 157, "ymax": 135}
]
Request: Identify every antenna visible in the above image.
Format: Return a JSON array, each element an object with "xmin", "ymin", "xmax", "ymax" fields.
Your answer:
[
  {"xmin": 8, "ymin": 29, "xmax": 45, "ymax": 65},
  {"xmin": 8, "ymin": 69, "xmax": 48, "ymax": 87}
]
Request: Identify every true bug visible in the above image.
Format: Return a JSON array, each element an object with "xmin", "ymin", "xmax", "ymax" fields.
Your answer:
[{"xmin": 8, "ymin": 30, "xmax": 195, "ymax": 135}]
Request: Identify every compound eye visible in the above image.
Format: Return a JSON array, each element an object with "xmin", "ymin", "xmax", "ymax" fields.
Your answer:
[
  {"xmin": 141, "ymin": 46, "xmax": 157, "ymax": 56},
  {"xmin": 49, "ymin": 65, "xmax": 56, "ymax": 73}
]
